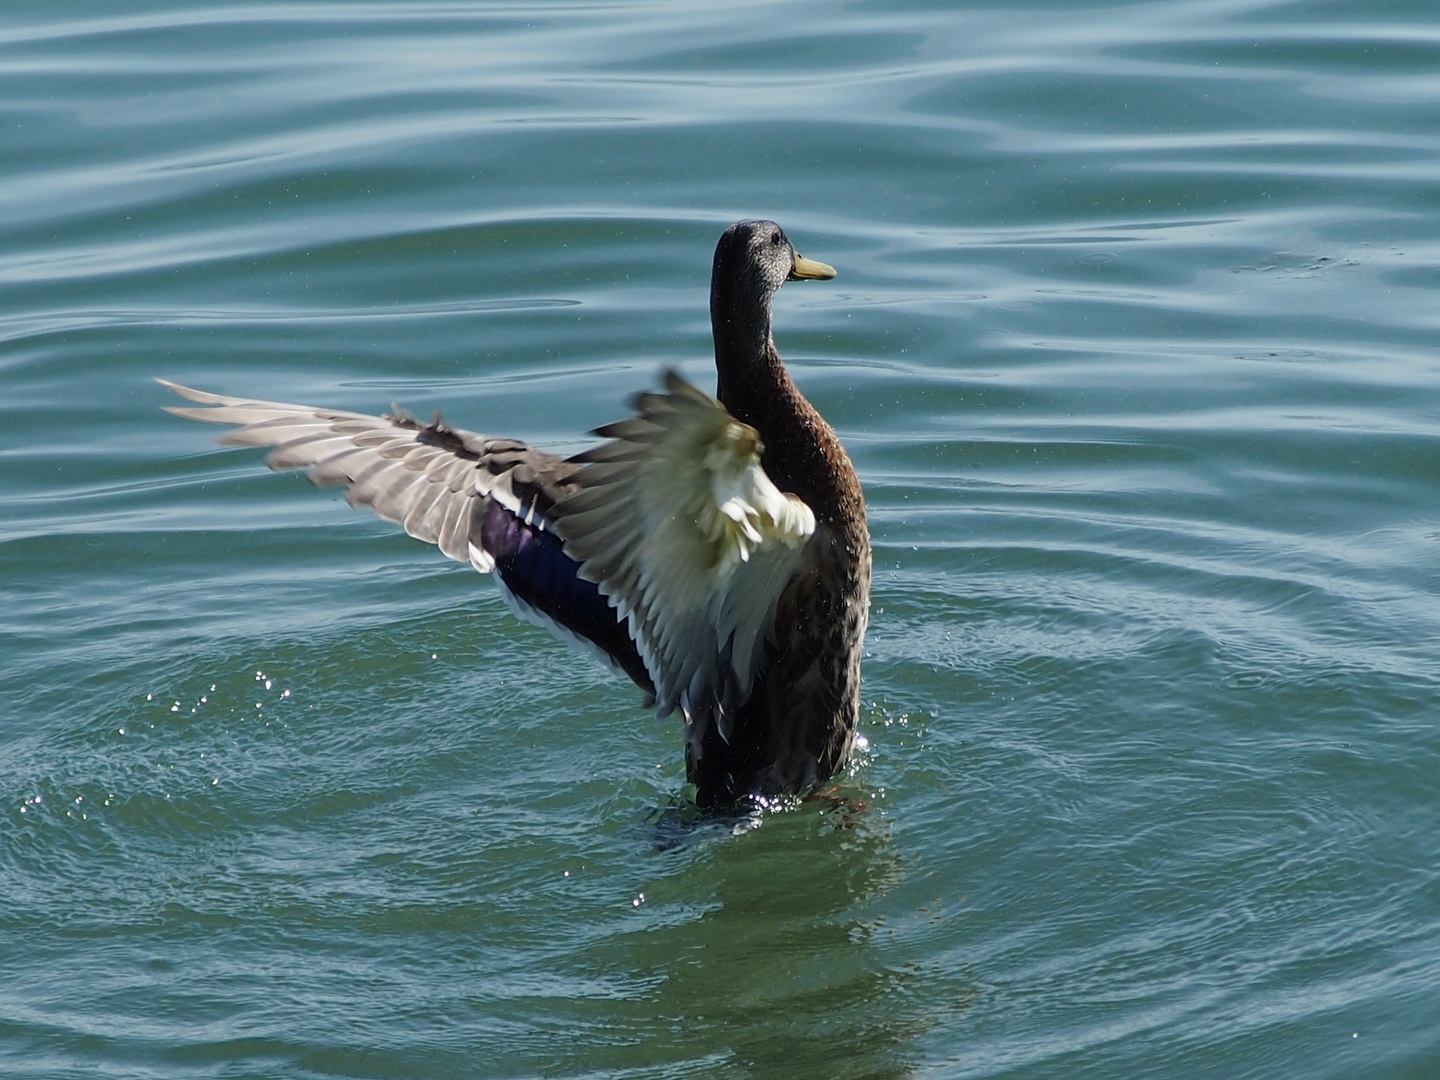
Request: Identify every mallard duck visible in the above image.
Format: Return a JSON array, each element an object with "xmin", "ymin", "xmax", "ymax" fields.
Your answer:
[{"xmin": 162, "ymin": 220, "xmax": 871, "ymax": 808}]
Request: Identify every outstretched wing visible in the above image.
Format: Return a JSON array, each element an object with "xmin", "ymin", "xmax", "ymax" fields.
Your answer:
[
  {"xmin": 159, "ymin": 379, "xmax": 652, "ymax": 691},
  {"xmin": 160, "ymin": 379, "xmax": 540, "ymax": 567},
  {"xmin": 554, "ymin": 372, "xmax": 816, "ymax": 740}
]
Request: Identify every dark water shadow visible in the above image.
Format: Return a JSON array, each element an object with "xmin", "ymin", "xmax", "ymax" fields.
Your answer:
[{"xmin": 543, "ymin": 790, "xmax": 957, "ymax": 1078}]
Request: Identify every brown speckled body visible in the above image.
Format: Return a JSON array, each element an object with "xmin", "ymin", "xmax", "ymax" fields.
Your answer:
[{"xmin": 694, "ymin": 222, "xmax": 872, "ymax": 806}]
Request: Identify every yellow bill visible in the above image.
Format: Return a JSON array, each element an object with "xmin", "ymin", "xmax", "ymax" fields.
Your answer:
[{"xmin": 789, "ymin": 253, "xmax": 837, "ymax": 281}]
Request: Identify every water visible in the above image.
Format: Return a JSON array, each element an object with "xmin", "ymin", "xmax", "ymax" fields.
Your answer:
[{"xmin": 3, "ymin": 1, "xmax": 1438, "ymax": 1076}]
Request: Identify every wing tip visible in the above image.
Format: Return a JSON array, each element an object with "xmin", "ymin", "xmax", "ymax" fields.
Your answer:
[{"xmin": 157, "ymin": 378, "xmax": 217, "ymax": 405}]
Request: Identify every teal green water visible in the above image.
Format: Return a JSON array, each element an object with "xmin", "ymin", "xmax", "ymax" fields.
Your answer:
[{"xmin": 3, "ymin": 1, "xmax": 1439, "ymax": 1076}]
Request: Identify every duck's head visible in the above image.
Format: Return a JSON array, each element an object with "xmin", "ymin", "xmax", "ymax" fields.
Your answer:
[{"xmin": 710, "ymin": 220, "xmax": 835, "ymax": 363}]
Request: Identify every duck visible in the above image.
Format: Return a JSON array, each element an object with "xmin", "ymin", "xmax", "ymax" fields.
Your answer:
[{"xmin": 161, "ymin": 220, "xmax": 871, "ymax": 809}]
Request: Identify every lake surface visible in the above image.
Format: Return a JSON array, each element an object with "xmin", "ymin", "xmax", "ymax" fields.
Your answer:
[{"xmin": 3, "ymin": 1, "xmax": 1438, "ymax": 1076}]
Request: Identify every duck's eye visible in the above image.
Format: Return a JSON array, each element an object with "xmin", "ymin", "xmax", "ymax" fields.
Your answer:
[{"xmin": 770, "ymin": 231, "xmax": 782, "ymax": 245}]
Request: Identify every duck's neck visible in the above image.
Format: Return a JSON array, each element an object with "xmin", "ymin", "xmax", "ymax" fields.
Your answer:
[
  {"xmin": 712, "ymin": 264, "xmax": 783, "ymax": 421},
  {"xmin": 712, "ymin": 303, "xmax": 857, "ymax": 527},
  {"xmin": 713, "ymin": 334, "xmax": 784, "ymax": 422},
  {"xmin": 710, "ymin": 256, "xmax": 776, "ymax": 378}
]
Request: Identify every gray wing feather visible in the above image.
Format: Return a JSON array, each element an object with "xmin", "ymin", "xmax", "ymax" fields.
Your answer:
[{"xmin": 159, "ymin": 378, "xmax": 552, "ymax": 567}]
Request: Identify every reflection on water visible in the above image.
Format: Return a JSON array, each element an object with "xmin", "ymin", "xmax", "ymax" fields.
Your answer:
[{"xmin": 554, "ymin": 802, "xmax": 945, "ymax": 1079}]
